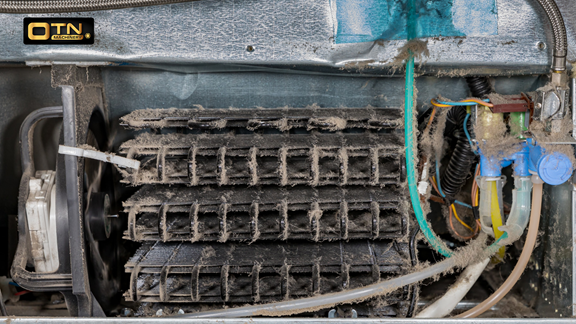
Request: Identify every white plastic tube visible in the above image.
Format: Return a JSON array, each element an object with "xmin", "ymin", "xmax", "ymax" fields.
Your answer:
[
  {"xmin": 415, "ymin": 258, "xmax": 489, "ymax": 318},
  {"xmin": 498, "ymin": 176, "xmax": 532, "ymax": 245}
]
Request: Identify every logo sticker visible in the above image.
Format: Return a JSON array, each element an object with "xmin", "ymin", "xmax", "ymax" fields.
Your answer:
[{"xmin": 24, "ymin": 18, "xmax": 94, "ymax": 44}]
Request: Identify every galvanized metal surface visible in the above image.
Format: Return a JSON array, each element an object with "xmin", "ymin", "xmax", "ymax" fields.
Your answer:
[
  {"xmin": 2, "ymin": 318, "xmax": 576, "ymax": 323},
  {"xmin": 0, "ymin": 0, "xmax": 574, "ymax": 74}
]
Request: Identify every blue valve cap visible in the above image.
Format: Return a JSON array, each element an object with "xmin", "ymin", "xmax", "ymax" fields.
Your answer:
[{"xmin": 537, "ymin": 152, "xmax": 573, "ymax": 185}]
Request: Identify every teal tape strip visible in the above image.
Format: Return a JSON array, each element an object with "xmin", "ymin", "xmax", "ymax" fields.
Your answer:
[{"xmin": 331, "ymin": 0, "xmax": 498, "ymax": 44}]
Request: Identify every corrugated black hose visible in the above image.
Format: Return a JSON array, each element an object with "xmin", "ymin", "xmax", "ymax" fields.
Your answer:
[
  {"xmin": 439, "ymin": 76, "xmax": 491, "ymax": 202},
  {"xmin": 440, "ymin": 107, "xmax": 476, "ymax": 203},
  {"xmin": 465, "ymin": 77, "xmax": 492, "ymax": 98}
]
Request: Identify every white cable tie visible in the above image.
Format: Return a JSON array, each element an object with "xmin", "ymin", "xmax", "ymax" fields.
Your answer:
[{"xmin": 58, "ymin": 145, "xmax": 140, "ymax": 170}]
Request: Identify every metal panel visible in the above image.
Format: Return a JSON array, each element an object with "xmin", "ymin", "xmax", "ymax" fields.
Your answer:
[
  {"xmin": 0, "ymin": 0, "xmax": 574, "ymax": 73},
  {"xmin": 3, "ymin": 318, "xmax": 576, "ymax": 323}
]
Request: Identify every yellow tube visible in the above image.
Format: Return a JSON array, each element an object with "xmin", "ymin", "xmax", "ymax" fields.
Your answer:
[{"xmin": 490, "ymin": 181, "xmax": 506, "ymax": 261}]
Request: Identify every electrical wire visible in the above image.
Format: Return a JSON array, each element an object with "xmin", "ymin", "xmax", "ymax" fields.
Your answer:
[
  {"xmin": 451, "ymin": 204, "xmax": 474, "ymax": 232},
  {"xmin": 434, "ymin": 161, "xmax": 472, "ymax": 208},
  {"xmin": 439, "ymin": 99, "xmax": 493, "ymax": 107},
  {"xmin": 430, "ymin": 176, "xmax": 477, "ymax": 239},
  {"xmin": 471, "ymin": 165, "xmax": 481, "ymax": 232},
  {"xmin": 435, "ymin": 162, "xmax": 445, "ymax": 197},
  {"xmin": 463, "ymin": 113, "xmax": 478, "ymax": 154},
  {"xmin": 472, "ymin": 165, "xmax": 480, "ymax": 206},
  {"xmin": 430, "ymin": 99, "xmax": 452, "ymax": 108},
  {"xmin": 449, "ymin": 206, "xmax": 477, "ymax": 240},
  {"xmin": 431, "ymin": 98, "xmax": 493, "ymax": 108},
  {"xmin": 454, "ymin": 200, "xmax": 472, "ymax": 209},
  {"xmin": 424, "ymin": 107, "xmax": 437, "ymax": 133}
]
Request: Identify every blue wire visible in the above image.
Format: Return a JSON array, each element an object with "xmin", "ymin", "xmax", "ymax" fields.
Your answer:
[
  {"xmin": 435, "ymin": 159, "xmax": 472, "ymax": 209},
  {"xmin": 454, "ymin": 200, "xmax": 473, "ymax": 209},
  {"xmin": 435, "ymin": 159, "xmax": 445, "ymax": 198},
  {"xmin": 437, "ymin": 98, "xmax": 491, "ymax": 106},
  {"xmin": 8, "ymin": 281, "xmax": 20, "ymax": 288},
  {"xmin": 463, "ymin": 113, "xmax": 478, "ymax": 155}
]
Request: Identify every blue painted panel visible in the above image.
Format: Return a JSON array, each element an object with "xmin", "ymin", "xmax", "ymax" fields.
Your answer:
[{"xmin": 332, "ymin": 0, "xmax": 498, "ymax": 43}]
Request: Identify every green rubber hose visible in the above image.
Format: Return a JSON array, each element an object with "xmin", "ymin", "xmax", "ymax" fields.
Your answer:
[{"xmin": 404, "ymin": 52, "xmax": 453, "ymax": 257}]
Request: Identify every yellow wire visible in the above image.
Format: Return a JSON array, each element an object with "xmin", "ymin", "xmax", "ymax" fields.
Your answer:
[
  {"xmin": 430, "ymin": 97, "xmax": 494, "ymax": 108},
  {"xmin": 432, "ymin": 174, "xmax": 475, "ymax": 232},
  {"xmin": 451, "ymin": 204, "xmax": 474, "ymax": 232},
  {"xmin": 475, "ymin": 189, "xmax": 479, "ymax": 206},
  {"xmin": 430, "ymin": 99, "xmax": 452, "ymax": 108},
  {"xmin": 461, "ymin": 98, "xmax": 494, "ymax": 108}
]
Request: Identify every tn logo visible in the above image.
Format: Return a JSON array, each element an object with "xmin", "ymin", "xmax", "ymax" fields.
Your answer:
[{"xmin": 28, "ymin": 22, "xmax": 82, "ymax": 40}]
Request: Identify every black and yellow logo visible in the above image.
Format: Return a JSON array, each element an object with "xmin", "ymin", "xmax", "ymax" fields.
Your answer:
[{"xmin": 24, "ymin": 18, "xmax": 94, "ymax": 44}]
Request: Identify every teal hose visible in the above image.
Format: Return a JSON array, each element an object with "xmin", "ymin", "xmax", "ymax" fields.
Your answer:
[{"xmin": 404, "ymin": 53, "xmax": 453, "ymax": 258}]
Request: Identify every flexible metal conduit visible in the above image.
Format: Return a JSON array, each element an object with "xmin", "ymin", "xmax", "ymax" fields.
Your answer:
[
  {"xmin": 535, "ymin": 0, "xmax": 568, "ymax": 71},
  {"xmin": 0, "ymin": 0, "xmax": 195, "ymax": 13}
]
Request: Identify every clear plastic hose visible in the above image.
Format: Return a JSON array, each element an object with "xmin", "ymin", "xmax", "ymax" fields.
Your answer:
[
  {"xmin": 499, "ymin": 177, "xmax": 533, "ymax": 245},
  {"xmin": 456, "ymin": 175, "xmax": 543, "ymax": 318},
  {"xmin": 178, "ymin": 239, "xmax": 505, "ymax": 318}
]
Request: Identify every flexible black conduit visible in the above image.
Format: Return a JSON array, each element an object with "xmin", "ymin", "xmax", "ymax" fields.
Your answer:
[
  {"xmin": 440, "ymin": 107, "xmax": 476, "ymax": 201},
  {"xmin": 440, "ymin": 76, "xmax": 490, "ymax": 201},
  {"xmin": 465, "ymin": 77, "xmax": 492, "ymax": 98}
]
